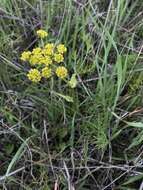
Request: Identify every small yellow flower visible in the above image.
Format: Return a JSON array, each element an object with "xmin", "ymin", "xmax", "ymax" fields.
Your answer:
[
  {"xmin": 27, "ymin": 69, "xmax": 41, "ymax": 82},
  {"xmin": 20, "ymin": 51, "xmax": 31, "ymax": 61},
  {"xmin": 45, "ymin": 43, "xmax": 54, "ymax": 50},
  {"xmin": 29, "ymin": 54, "xmax": 43, "ymax": 65},
  {"xmin": 56, "ymin": 66, "xmax": 68, "ymax": 79},
  {"xmin": 41, "ymin": 67, "xmax": 52, "ymax": 78},
  {"xmin": 57, "ymin": 44, "xmax": 67, "ymax": 54},
  {"xmin": 32, "ymin": 47, "xmax": 42, "ymax": 54},
  {"xmin": 29, "ymin": 55, "xmax": 38, "ymax": 65},
  {"xmin": 43, "ymin": 43, "xmax": 54, "ymax": 56},
  {"xmin": 36, "ymin": 29, "xmax": 48, "ymax": 38},
  {"xmin": 39, "ymin": 56, "xmax": 52, "ymax": 66},
  {"xmin": 43, "ymin": 49, "xmax": 53, "ymax": 56},
  {"xmin": 54, "ymin": 53, "xmax": 64, "ymax": 63}
]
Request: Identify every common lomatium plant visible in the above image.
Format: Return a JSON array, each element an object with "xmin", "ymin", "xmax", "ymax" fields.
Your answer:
[{"xmin": 20, "ymin": 29, "xmax": 77, "ymax": 89}]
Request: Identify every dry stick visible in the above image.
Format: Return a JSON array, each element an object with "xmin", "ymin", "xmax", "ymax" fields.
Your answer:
[
  {"xmin": 139, "ymin": 181, "xmax": 143, "ymax": 190},
  {"xmin": 117, "ymin": 42, "xmax": 143, "ymax": 54},
  {"xmin": 126, "ymin": 11, "xmax": 143, "ymax": 27},
  {"xmin": 134, "ymin": 147, "xmax": 143, "ymax": 166},
  {"xmin": 101, "ymin": 162, "xmax": 143, "ymax": 190},
  {"xmin": 54, "ymin": 180, "xmax": 59, "ymax": 190},
  {"xmin": 0, "ymin": 54, "xmax": 21, "ymax": 71},
  {"xmin": 63, "ymin": 161, "xmax": 75, "ymax": 190},
  {"xmin": 43, "ymin": 120, "xmax": 55, "ymax": 179},
  {"xmin": 31, "ymin": 159, "xmax": 142, "ymax": 175},
  {"xmin": 77, "ymin": 75, "xmax": 92, "ymax": 98},
  {"xmin": 101, "ymin": 170, "xmax": 129, "ymax": 190}
]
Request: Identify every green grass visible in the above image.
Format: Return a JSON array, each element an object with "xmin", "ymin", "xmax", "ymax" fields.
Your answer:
[{"xmin": 0, "ymin": 0, "xmax": 143, "ymax": 189}]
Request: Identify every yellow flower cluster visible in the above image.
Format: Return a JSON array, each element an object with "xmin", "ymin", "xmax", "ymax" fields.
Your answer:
[
  {"xmin": 41, "ymin": 67, "xmax": 52, "ymax": 78},
  {"xmin": 36, "ymin": 29, "xmax": 48, "ymax": 38},
  {"xmin": 56, "ymin": 66, "xmax": 68, "ymax": 79},
  {"xmin": 27, "ymin": 69, "xmax": 41, "ymax": 83},
  {"xmin": 20, "ymin": 29, "xmax": 68, "ymax": 83},
  {"xmin": 54, "ymin": 53, "xmax": 64, "ymax": 63},
  {"xmin": 57, "ymin": 44, "xmax": 67, "ymax": 54},
  {"xmin": 20, "ymin": 51, "xmax": 31, "ymax": 61}
]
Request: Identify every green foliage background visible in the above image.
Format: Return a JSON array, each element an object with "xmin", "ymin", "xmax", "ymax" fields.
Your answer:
[{"xmin": 0, "ymin": 0, "xmax": 143, "ymax": 189}]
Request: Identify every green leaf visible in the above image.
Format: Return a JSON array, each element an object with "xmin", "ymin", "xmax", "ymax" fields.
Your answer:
[
  {"xmin": 68, "ymin": 74, "xmax": 78, "ymax": 88},
  {"xmin": 128, "ymin": 131, "xmax": 143, "ymax": 149},
  {"xmin": 111, "ymin": 111, "xmax": 143, "ymax": 128},
  {"xmin": 126, "ymin": 121, "xmax": 143, "ymax": 128},
  {"xmin": 5, "ymin": 138, "xmax": 30, "ymax": 177},
  {"xmin": 116, "ymin": 55, "xmax": 123, "ymax": 96},
  {"xmin": 123, "ymin": 174, "xmax": 143, "ymax": 185},
  {"xmin": 5, "ymin": 144, "xmax": 14, "ymax": 155},
  {"xmin": 58, "ymin": 127, "xmax": 68, "ymax": 138},
  {"xmin": 53, "ymin": 91, "xmax": 73, "ymax": 102}
]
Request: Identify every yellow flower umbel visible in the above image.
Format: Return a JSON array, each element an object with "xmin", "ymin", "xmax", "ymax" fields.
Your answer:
[
  {"xmin": 20, "ymin": 51, "xmax": 31, "ymax": 61},
  {"xmin": 20, "ymin": 28, "xmax": 73, "ymax": 89},
  {"xmin": 37, "ymin": 29, "xmax": 48, "ymax": 38},
  {"xmin": 29, "ymin": 54, "xmax": 43, "ymax": 65},
  {"xmin": 57, "ymin": 44, "xmax": 67, "ymax": 54},
  {"xmin": 45, "ymin": 43, "xmax": 54, "ymax": 49},
  {"xmin": 27, "ymin": 69, "xmax": 41, "ymax": 82},
  {"xmin": 29, "ymin": 48, "xmax": 43, "ymax": 65},
  {"xmin": 32, "ymin": 47, "xmax": 42, "ymax": 54},
  {"xmin": 39, "ymin": 56, "xmax": 52, "ymax": 66},
  {"xmin": 42, "ymin": 67, "xmax": 52, "ymax": 78},
  {"xmin": 54, "ymin": 53, "xmax": 64, "ymax": 63},
  {"xmin": 43, "ymin": 43, "xmax": 54, "ymax": 56},
  {"xmin": 56, "ymin": 66, "xmax": 68, "ymax": 79}
]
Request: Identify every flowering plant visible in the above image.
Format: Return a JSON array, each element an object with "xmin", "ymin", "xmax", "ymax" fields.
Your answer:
[{"xmin": 20, "ymin": 29, "xmax": 77, "ymax": 89}]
